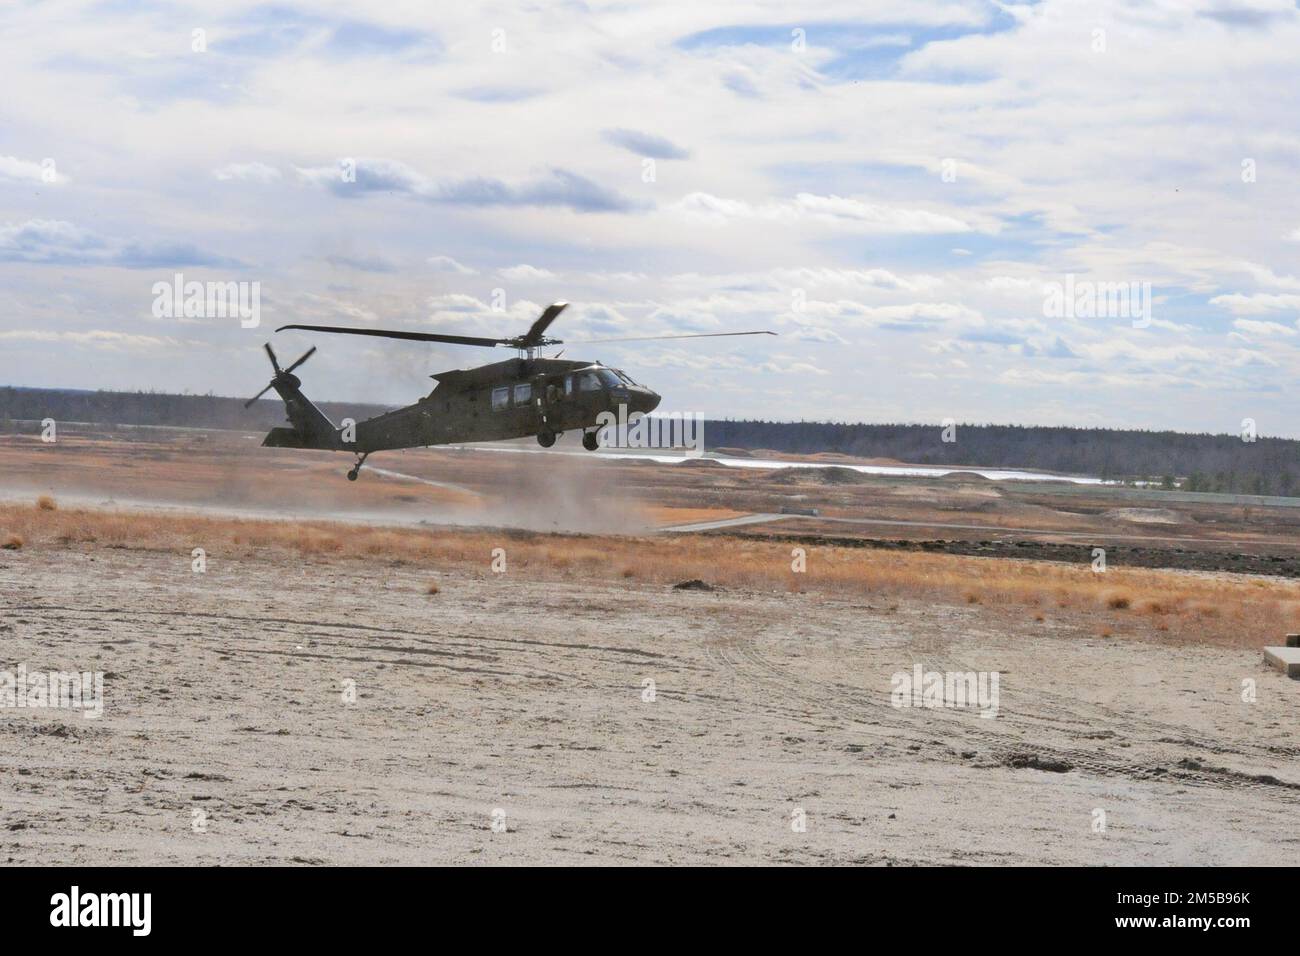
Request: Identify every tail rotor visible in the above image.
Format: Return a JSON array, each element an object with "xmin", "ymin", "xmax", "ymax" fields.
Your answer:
[{"xmin": 245, "ymin": 343, "xmax": 317, "ymax": 408}]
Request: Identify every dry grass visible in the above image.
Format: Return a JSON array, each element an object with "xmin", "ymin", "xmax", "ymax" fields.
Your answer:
[
  {"xmin": 2, "ymin": 533, "xmax": 22, "ymax": 550},
  {"xmin": 426, "ymin": 581, "xmax": 440, "ymax": 595},
  {"xmin": 644, "ymin": 506, "xmax": 747, "ymax": 526},
  {"xmin": 36, "ymin": 495, "xmax": 56, "ymax": 511},
  {"xmin": 3, "ymin": 502, "xmax": 1298, "ymax": 649}
]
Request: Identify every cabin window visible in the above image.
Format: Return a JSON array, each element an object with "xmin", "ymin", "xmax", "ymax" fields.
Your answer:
[
  {"xmin": 564, "ymin": 375, "xmax": 574, "ymax": 396},
  {"xmin": 491, "ymin": 386, "xmax": 510, "ymax": 411},
  {"xmin": 579, "ymin": 372, "xmax": 602, "ymax": 392},
  {"xmin": 513, "ymin": 383, "xmax": 532, "ymax": 405}
]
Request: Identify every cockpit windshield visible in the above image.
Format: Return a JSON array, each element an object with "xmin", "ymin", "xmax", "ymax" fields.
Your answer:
[{"xmin": 596, "ymin": 369, "xmax": 625, "ymax": 389}]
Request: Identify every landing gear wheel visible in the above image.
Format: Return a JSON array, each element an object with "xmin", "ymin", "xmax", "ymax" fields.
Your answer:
[
  {"xmin": 347, "ymin": 468, "xmax": 359, "ymax": 481},
  {"xmin": 537, "ymin": 430, "xmax": 557, "ymax": 448},
  {"xmin": 347, "ymin": 450, "xmax": 370, "ymax": 482},
  {"xmin": 582, "ymin": 431, "xmax": 600, "ymax": 452}
]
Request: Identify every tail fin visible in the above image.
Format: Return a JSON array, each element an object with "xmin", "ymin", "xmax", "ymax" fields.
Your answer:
[
  {"xmin": 263, "ymin": 377, "xmax": 339, "ymax": 449},
  {"xmin": 247, "ymin": 343, "xmax": 339, "ymax": 450}
]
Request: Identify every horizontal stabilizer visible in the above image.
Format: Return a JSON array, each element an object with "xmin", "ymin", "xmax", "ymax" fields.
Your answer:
[{"xmin": 262, "ymin": 426, "xmax": 314, "ymax": 449}]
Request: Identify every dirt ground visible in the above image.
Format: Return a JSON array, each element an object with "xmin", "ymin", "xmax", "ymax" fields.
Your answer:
[
  {"xmin": 6, "ymin": 428, "xmax": 1300, "ymax": 554},
  {"xmin": 2, "ymin": 426, "xmax": 1299, "ymax": 865},
  {"xmin": 3, "ymin": 543, "xmax": 1297, "ymax": 866}
]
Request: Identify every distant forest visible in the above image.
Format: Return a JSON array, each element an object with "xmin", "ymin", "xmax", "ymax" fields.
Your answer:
[
  {"xmin": 0, "ymin": 386, "xmax": 387, "ymax": 435},
  {"xmin": 3, "ymin": 386, "xmax": 1297, "ymax": 495},
  {"xmin": 707, "ymin": 420, "xmax": 1299, "ymax": 495}
]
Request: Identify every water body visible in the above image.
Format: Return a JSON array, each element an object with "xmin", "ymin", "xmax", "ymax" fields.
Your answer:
[{"xmin": 444, "ymin": 444, "xmax": 1105, "ymax": 485}]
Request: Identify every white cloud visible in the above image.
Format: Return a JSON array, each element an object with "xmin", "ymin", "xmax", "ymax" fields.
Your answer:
[
  {"xmin": 0, "ymin": 329, "xmax": 180, "ymax": 349},
  {"xmin": 1232, "ymin": 318, "xmax": 1298, "ymax": 337},
  {"xmin": 213, "ymin": 162, "xmax": 282, "ymax": 184},
  {"xmin": 0, "ymin": 155, "xmax": 61, "ymax": 184},
  {"xmin": 427, "ymin": 255, "xmax": 477, "ymax": 275},
  {"xmin": 3, "ymin": 0, "xmax": 1300, "ymax": 432},
  {"xmin": 985, "ymin": 276, "xmax": 1040, "ymax": 294},
  {"xmin": 291, "ymin": 293, "xmax": 378, "ymax": 324},
  {"xmin": 1211, "ymin": 292, "xmax": 1300, "ymax": 315},
  {"xmin": 673, "ymin": 192, "xmax": 974, "ymax": 234},
  {"xmin": 499, "ymin": 264, "xmax": 557, "ymax": 281}
]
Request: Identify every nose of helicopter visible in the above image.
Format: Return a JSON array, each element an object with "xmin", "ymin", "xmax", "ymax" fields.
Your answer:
[{"xmin": 628, "ymin": 387, "xmax": 661, "ymax": 414}]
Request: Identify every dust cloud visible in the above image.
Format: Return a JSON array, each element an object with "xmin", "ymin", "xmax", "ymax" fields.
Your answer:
[{"xmin": 459, "ymin": 445, "xmax": 654, "ymax": 534}]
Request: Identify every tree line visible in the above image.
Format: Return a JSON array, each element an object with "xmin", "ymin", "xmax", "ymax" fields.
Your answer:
[
  {"xmin": 0, "ymin": 386, "xmax": 388, "ymax": 435},
  {"xmin": 3, "ymin": 387, "xmax": 1296, "ymax": 494}
]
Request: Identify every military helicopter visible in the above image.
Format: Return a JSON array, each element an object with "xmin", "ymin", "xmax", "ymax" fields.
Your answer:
[{"xmin": 246, "ymin": 302, "xmax": 774, "ymax": 480}]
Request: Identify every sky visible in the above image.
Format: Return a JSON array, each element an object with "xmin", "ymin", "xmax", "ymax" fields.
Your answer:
[{"xmin": 2, "ymin": 0, "xmax": 1299, "ymax": 436}]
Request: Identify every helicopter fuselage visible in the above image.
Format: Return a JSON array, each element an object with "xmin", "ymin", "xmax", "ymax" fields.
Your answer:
[
  {"xmin": 263, "ymin": 356, "xmax": 660, "ymax": 455},
  {"xmin": 255, "ymin": 299, "xmax": 765, "ymax": 478}
]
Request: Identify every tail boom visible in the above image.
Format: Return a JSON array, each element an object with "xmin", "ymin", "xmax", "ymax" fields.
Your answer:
[{"xmin": 262, "ymin": 376, "xmax": 340, "ymax": 450}]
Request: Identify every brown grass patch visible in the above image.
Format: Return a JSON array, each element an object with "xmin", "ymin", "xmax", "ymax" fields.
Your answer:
[
  {"xmin": 2, "ymin": 533, "xmax": 22, "ymax": 550},
  {"xmin": 36, "ymin": 495, "xmax": 57, "ymax": 511},
  {"xmin": 645, "ymin": 506, "xmax": 747, "ymax": 526},
  {"xmin": 3, "ymin": 502, "xmax": 1297, "ymax": 649}
]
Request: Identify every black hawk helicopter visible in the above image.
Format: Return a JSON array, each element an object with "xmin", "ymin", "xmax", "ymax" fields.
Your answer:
[{"xmin": 246, "ymin": 302, "xmax": 773, "ymax": 480}]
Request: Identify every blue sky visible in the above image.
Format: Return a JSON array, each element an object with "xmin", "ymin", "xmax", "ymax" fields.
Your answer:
[{"xmin": 2, "ymin": 0, "xmax": 1300, "ymax": 436}]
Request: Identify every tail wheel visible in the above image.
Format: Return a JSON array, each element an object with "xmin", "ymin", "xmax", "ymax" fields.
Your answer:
[{"xmin": 582, "ymin": 431, "xmax": 599, "ymax": 451}]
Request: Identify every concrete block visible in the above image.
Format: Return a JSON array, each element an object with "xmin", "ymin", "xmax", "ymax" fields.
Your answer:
[
  {"xmin": 1286, "ymin": 633, "xmax": 1300, "ymax": 648},
  {"xmin": 1264, "ymin": 646, "xmax": 1300, "ymax": 678}
]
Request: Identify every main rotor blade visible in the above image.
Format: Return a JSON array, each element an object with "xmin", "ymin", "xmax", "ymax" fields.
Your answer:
[
  {"xmin": 283, "ymin": 345, "xmax": 317, "ymax": 374},
  {"xmin": 263, "ymin": 342, "xmax": 281, "ymax": 373},
  {"xmin": 566, "ymin": 330, "xmax": 777, "ymax": 344},
  {"xmin": 521, "ymin": 301, "xmax": 569, "ymax": 347},
  {"xmin": 276, "ymin": 324, "xmax": 506, "ymax": 348},
  {"xmin": 244, "ymin": 384, "xmax": 274, "ymax": 408}
]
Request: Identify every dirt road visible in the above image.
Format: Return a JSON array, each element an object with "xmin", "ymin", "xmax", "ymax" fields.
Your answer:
[{"xmin": 2, "ymin": 545, "xmax": 1297, "ymax": 865}]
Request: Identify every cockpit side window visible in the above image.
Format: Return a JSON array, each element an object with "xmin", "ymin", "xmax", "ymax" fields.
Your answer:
[{"xmin": 579, "ymin": 372, "xmax": 602, "ymax": 392}]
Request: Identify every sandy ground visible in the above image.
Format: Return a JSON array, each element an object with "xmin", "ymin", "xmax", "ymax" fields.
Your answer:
[
  {"xmin": 7, "ymin": 429, "xmax": 1300, "ymax": 551},
  {"xmin": 3, "ymin": 544, "xmax": 1297, "ymax": 865}
]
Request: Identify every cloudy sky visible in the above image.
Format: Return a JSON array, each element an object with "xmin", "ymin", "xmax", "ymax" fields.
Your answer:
[{"xmin": 2, "ymin": 0, "xmax": 1299, "ymax": 435}]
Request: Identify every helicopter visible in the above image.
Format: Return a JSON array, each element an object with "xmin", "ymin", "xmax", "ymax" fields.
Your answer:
[{"xmin": 246, "ymin": 302, "xmax": 774, "ymax": 480}]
